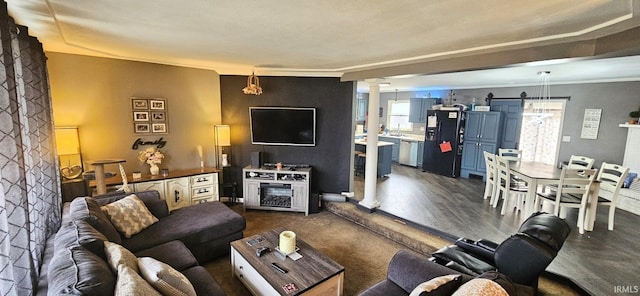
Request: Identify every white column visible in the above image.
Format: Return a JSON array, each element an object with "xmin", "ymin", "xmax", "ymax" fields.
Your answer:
[{"xmin": 359, "ymin": 79, "xmax": 382, "ymax": 210}]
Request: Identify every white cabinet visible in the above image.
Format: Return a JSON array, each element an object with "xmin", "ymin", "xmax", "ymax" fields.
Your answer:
[
  {"xmin": 134, "ymin": 181, "xmax": 165, "ymax": 200},
  {"xmin": 131, "ymin": 171, "xmax": 219, "ymax": 211},
  {"xmin": 166, "ymin": 177, "xmax": 190, "ymax": 211},
  {"xmin": 190, "ymin": 173, "xmax": 219, "ymax": 205},
  {"xmin": 243, "ymin": 166, "xmax": 311, "ymax": 215}
]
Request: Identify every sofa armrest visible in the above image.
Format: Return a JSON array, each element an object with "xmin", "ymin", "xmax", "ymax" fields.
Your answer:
[
  {"xmin": 386, "ymin": 250, "xmax": 473, "ymax": 292},
  {"xmin": 454, "ymin": 238, "xmax": 497, "ymax": 264}
]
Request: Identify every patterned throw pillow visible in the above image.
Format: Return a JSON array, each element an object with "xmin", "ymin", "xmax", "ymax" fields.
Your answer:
[
  {"xmin": 105, "ymin": 241, "xmax": 139, "ymax": 274},
  {"xmin": 138, "ymin": 257, "xmax": 197, "ymax": 296},
  {"xmin": 116, "ymin": 265, "xmax": 162, "ymax": 296},
  {"xmin": 451, "ymin": 278, "xmax": 509, "ymax": 296},
  {"xmin": 101, "ymin": 194, "xmax": 159, "ymax": 238},
  {"xmin": 409, "ymin": 274, "xmax": 462, "ymax": 296}
]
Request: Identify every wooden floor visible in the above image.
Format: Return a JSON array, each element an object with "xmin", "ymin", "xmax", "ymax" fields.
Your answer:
[{"xmin": 353, "ymin": 164, "xmax": 639, "ymax": 296}]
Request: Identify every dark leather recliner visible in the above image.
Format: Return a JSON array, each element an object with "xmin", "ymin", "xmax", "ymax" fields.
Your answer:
[{"xmin": 430, "ymin": 212, "xmax": 571, "ymax": 289}]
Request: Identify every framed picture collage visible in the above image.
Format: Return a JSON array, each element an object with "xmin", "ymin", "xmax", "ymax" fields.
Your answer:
[{"xmin": 131, "ymin": 97, "xmax": 168, "ymax": 134}]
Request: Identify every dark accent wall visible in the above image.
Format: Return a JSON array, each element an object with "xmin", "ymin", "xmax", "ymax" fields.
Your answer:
[{"xmin": 220, "ymin": 76, "xmax": 355, "ymax": 196}]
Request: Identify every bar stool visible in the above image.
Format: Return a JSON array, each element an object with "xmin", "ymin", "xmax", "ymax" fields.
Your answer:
[{"xmin": 354, "ymin": 151, "xmax": 366, "ymax": 176}]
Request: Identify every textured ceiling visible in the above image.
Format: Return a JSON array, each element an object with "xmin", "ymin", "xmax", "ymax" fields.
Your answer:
[{"xmin": 6, "ymin": 0, "xmax": 640, "ymax": 90}]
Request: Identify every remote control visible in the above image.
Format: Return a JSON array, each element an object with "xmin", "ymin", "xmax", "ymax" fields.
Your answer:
[{"xmin": 271, "ymin": 262, "xmax": 288, "ymax": 273}]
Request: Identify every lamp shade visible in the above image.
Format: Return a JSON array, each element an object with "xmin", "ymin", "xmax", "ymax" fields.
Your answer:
[
  {"xmin": 55, "ymin": 127, "xmax": 80, "ymax": 155},
  {"xmin": 215, "ymin": 125, "xmax": 231, "ymax": 146}
]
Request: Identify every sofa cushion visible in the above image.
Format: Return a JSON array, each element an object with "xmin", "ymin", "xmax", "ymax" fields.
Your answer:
[
  {"xmin": 105, "ymin": 241, "xmax": 139, "ymax": 273},
  {"xmin": 181, "ymin": 266, "xmax": 226, "ymax": 296},
  {"xmin": 452, "ymin": 278, "xmax": 508, "ymax": 296},
  {"xmin": 409, "ymin": 274, "xmax": 462, "ymax": 296},
  {"xmin": 101, "ymin": 194, "xmax": 159, "ymax": 238},
  {"xmin": 54, "ymin": 220, "xmax": 109, "ymax": 260},
  {"xmin": 138, "ymin": 257, "xmax": 197, "ymax": 296},
  {"xmin": 70, "ymin": 197, "xmax": 122, "ymax": 243},
  {"xmin": 47, "ymin": 245, "xmax": 116, "ymax": 296},
  {"xmin": 122, "ymin": 201, "xmax": 245, "ymax": 252},
  {"xmin": 134, "ymin": 240, "xmax": 198, "ymax": 271},
  {"xmin": 115, "ymin": 265, "xmax": 161, "ymax": 296}
]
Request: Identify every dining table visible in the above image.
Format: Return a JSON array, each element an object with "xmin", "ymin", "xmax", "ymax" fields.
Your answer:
[{"xmin": 508, "ymin": 161, "xmax": 600, "ymax": 232}]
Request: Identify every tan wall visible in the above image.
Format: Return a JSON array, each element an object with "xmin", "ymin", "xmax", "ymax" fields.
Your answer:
[{"xmin": 47, "ymin": 53, "xmax": 222, "ymax": 174}]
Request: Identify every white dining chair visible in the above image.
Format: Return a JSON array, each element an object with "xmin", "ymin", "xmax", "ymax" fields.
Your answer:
[
  {"xmin": 482, "ymin": 151, "xmax": 498, "ymax": 202},
  {"xmin": 534, "ymin": 168, "xmax": 597, "ymax": 234},
  {"xmin": 595, "ymin": 162, "xmax": 629, "ymax": 231},
  {"xmin": 567, "ymin": 155, "xmax": 595, "ymax": 169},
  {"xmin": 494, "ymin": 156, "xmax": 527, "ymax": 215},
  {"xmin": 498, "ymin": 148, "xmax": 522, "ymax": 162}
]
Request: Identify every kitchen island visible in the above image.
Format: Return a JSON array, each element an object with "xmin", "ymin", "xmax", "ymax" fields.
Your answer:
[{"xmin": 355, "ymin": 140, "xmax": 393, "ymax": 177}]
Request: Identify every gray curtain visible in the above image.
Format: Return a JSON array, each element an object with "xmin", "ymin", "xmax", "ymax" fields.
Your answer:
[{"xmin": 0, "ymin": 2, "xmax": 61, "ymax": 295}]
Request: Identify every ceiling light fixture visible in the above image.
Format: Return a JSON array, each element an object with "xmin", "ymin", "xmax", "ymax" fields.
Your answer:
[
  {"xmin": 394, "ymin": 89, "xmax": 398, "ymax": 102},
  {"xmin": 242, "ymin": 71, "xmax": 262, "ymax": 95},
  {"xmin": 379, "ymin": 81, "xmax": 391, "ymax": 87},
  {"xmin": 524, "ymin": 71, "xmax": 553, "ymax": 123}
]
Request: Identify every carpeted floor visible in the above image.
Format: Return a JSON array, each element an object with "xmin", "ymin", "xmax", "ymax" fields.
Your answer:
[{"xmin": 204, "ymin": 202, "xmax": 579, "ymax": 295}]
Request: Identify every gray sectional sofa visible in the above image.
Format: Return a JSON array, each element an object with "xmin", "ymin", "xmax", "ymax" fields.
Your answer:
[{"xmin": 37, "ymin": 190, "xmax": 246, "ymax": 295}]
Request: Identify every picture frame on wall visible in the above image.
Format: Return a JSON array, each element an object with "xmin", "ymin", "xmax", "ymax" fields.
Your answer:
[
  {"xmin": 130, "ymin": 96, "xmax": 169, "ymax": 135},
  {"xmin": 133, "ymin": 111, "xmax": 149, "ymax": 121},
  {"xmin": 152, "ymin": 123, "xmax": 167, "ymax": 133},
  {"xmin": 134, "ymin": 123, "xmax": 150, "ymax": 134},
  {"xmin": 131, "ymin": 98, "xmax": 148, "ymax": 110},
  {"xmin": 149, "ymin": 98, "xmax": 166, "ymax": 110},
  {"xmin": 151, "ymin": 111, "xmax": 166, "ymax": 121}
]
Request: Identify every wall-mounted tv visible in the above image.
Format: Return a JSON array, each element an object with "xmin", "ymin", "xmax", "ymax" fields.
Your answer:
[{"xmin": 250, "ymin": 107, "xmax": 316, "ymax": 146}]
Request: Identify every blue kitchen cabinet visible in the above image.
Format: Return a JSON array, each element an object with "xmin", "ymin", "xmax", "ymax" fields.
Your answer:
[
  {"xmin": 460, "ymin": 111, "xmax": 503, "ymax": 180},
  {"xmin": 379, "ymin": 136, "xmax": 401, "ymax": 162},
  {"xmin": 409, "ymin": 98, "xmax": 440, "ymax": 123}
]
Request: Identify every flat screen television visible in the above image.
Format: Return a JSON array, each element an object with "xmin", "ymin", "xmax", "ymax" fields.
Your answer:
[{"xmin": 250, "ymin": 107, "xmax": 316, "ymax": 146}]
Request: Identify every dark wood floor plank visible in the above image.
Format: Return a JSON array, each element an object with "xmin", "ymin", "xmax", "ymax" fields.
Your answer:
[{"xmin": 353, "ymin": 164, "xmax": 639, "ymax": 295}]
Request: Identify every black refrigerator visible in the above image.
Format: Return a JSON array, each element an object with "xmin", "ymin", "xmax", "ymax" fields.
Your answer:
[{"xmin": 422, "ymin": 110, "xmax": 465, "ymax": 177}]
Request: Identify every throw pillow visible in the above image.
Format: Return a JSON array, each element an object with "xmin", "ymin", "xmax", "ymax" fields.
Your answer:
[
  {"xmin": 69, "ymin": 197, "xmax": 122, "ymax": 243},
  {"xmin": 476, "ymin": 271, "xmax": 517, "ymax": 296},
  {"xmin": 105, "ymin": 241, "xmax": 139, "ymax": 274},
  {"xmin": 409, "ymin": 274, "xmax": 462, "ymax": 296},
  {"xmin": 622, "ymin": 172, "xmax": 637, "ymax": 188},
  {"xmin": 101, "ymin": 194, "xmax": 159, "ymax": 238},
  {"xmin": 138, "ymin": 257, "xmax": 197, "ymax": 296},
  {"xmin": 115, "ymin": 265, "xmax": 162, "ymax": 296},
  {"xmin": 47, "ymin": 245, "xmax": 116, "ymax": 296},
  {"xmin": 451, "ymin": 278, "xmax": 508, "ymax": 296}
]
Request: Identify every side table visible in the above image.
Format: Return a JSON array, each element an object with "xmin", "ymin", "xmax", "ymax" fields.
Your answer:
[{"xmin": 61, "ymin": 178, "xmax": 87, "ymax": 202}]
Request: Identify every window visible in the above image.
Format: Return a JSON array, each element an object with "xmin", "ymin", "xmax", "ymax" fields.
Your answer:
[
  {"xmin": 519, "ymin": 100, "xmax": 565, "ymax": 165},
  {"xmin": 387, "ymin": 100, "xmax": 412, "ymax": 131}
]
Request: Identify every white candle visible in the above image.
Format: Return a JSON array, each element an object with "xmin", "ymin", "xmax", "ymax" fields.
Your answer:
[
  {"xmin": 279, "ymin": 231, "xmax": 296, "ymax": 254},
  {"xmin": 196, "ymin": 145, "xmax": 203, "ymax": 159}
]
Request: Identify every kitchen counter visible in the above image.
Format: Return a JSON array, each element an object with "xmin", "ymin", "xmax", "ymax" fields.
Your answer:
[
  {"xmin": 354, "ymin": 140, "xmax": 394, "ymax": 146},
  {"xmin": 355, "ymin": 133, "xmax": 425, "ymax": 142},
  {"xmin": 354, "ymin": 140, "xmax": 392, "ymax": 177}
]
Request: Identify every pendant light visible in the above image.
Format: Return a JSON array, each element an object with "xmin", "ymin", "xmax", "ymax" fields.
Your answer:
[{"xmin": 242, "ymin": 71, "xmax": 263, "ymax": 95}]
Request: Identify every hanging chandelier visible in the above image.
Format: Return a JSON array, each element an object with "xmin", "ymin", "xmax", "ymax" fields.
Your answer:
[
  {"xmin": 524, "ymin": 70, "xmax": 553, "ymax": 125},
  {"xmin": 242, "ymin": 71, "xmax": 263, "ymax": 95},
  {"xmin": 534, "ymin": 71, "xmax": 551, "ymax": 114}
]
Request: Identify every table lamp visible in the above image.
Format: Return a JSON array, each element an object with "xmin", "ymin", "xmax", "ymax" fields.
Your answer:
[{"xmin": 55, "ymin": 127, "xmax": 83, "ymax": 179}]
